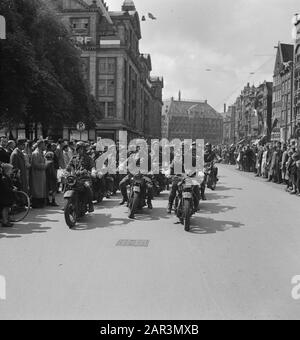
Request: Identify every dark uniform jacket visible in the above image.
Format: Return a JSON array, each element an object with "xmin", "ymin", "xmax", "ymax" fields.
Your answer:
[
  {"xmin": 0, "ymin": 147, "xmax": 10, "ymax": 164},
  {"xmin": 67, "ymin": 154, "xmax": 95, "ymax": 172},
  {"xmin": 0, "ymin": 174, "xmax": 14, "ymax": 208}
]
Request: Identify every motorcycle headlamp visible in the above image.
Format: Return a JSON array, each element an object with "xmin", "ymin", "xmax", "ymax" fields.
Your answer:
[{"xmin": 67, "ymin": 176, "xmax": 77, "ymax": 186}]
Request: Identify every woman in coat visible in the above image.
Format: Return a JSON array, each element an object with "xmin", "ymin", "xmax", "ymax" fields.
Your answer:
[
  {"xmin": 30, "ymin": 140, "xmax": 46, "ymax": 208},
  {"xmin": 10, "ymin": 140, "xmax": 28, "ymax": 193}
]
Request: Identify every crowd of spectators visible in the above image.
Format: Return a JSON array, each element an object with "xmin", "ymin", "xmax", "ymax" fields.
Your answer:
[
  {"xmin": 0, "ymin": 136, "xmax": 83, "ymax": 227},
  {"xmin": 220, "ymin": 140, "xmax": 300, "ymax": 196}
]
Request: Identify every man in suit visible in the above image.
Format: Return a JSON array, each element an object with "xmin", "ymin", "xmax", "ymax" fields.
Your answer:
[
  {"xmin": 6, "ymin": 140, "xmax": 16, "ymax": 158},
  {"xmin": 0, "ymin": 136, "xmax": 10, "ymax": 163}
]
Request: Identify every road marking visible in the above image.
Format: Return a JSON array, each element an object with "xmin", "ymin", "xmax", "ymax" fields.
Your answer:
[{"xmin": 116, "ymin": 240, "xmax": 150, "ymax": 247}]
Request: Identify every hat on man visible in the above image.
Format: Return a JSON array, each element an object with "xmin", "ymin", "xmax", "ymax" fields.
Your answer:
[
  {"xmin": 76, "ymin": 141, "xmax": 86, "ymax": 151},
  {"xmin": 45, "ymin": 152, "xmax": 54, "ymax": 160},
  {"xmin": 16, "ymin": 139, "xmax": 27, "ymax": 147},
  {"xmin": 36, "ymin": 140, "xmax": 45, "ymax": 147}
]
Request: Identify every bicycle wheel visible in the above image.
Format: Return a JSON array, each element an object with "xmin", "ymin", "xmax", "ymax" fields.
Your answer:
[{"xmin": 10, "ymin": 191, "xmax": 31, "ymax": 223}]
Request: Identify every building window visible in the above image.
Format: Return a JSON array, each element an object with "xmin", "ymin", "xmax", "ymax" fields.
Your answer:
[
  {"xmin": 70, "ymin": 18, "xmax": 89, "ymax": 35},
  {"xmin": 97, "ymin": 79, "xmax": 115, "ymax": 97},
  {"xmin": 98, "ymin": 58, "xmax": 116, "ymax": 74},
  {"xmin": 99, "ymin": 102, "xmax": 116, "ymax": 118},
  {"xmin": 81, "ymin": 57, "xmax": 89, "ymax": 82},
  {"xmin": 107, "ymin": 102, "xmax": 115, "ymax": 117},
  {"xmin": 99, "ymin": 102, "xmax": 106, "ymax": 117}
]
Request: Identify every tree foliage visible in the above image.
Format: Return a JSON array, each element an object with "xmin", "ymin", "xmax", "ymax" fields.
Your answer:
[{"xmin": 0, "ymin": 0, "xmax": 100, "ymax": 134}]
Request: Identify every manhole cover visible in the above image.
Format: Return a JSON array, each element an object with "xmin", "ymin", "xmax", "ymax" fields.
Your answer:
[{"xmin": 116, "ymin": 240, "xmax": 150, "ymax": 247}]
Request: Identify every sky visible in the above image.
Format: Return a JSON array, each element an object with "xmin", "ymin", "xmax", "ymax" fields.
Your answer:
[{"xmin": 109, "ymin": 0, "xmax": 299, "ymax": 112}]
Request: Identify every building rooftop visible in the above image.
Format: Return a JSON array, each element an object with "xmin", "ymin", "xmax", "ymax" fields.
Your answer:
[
  {"xmin": 280, "ymin": 43, "xmax": 294, "ymax": 63},
  {"xmin": 82, "ymin": 0, "xmax": 113, "ymax": 24},
  {"xmin": 165, "ymin": 99, "xmax": 222, "ymax": 119},
  {"xmin": 122, "ymin": 0, "xmax": 136, "ymax": 12}
]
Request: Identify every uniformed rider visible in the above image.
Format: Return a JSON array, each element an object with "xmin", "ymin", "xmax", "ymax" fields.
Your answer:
[{"xmin": 67, "ymin": 142, "xmax": 95, "ymax": 213}]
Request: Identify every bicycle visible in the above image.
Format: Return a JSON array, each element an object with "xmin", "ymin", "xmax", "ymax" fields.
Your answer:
[{"xmin": 9, "ymin": 190, "xmax": 31, "ymax": 223}]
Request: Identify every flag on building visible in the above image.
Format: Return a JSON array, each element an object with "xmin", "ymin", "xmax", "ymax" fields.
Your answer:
[{"xmin": 148, "ymin": 13, "xmax": 157, "ymax": 20}]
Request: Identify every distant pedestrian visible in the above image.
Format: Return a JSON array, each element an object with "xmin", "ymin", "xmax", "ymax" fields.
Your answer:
[
  {"xmin": 30, "ymin": 140, "xmax": 47, "ymax": 209},
  {"xmin": 45, "ymin": 152, "xmax": 59, "ymax": 207},
  {"xmin": 55, "ymin": 139, "xmax": 66, "ymax": 170},
  {"xmin": 281, "ymin": 144, "xmax": 289, "ymax": 185}
]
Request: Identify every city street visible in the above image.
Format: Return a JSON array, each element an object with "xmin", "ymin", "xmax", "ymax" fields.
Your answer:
[{"xmin": 1, "ymin": 164, "xmax": 300, "ymax": 320}]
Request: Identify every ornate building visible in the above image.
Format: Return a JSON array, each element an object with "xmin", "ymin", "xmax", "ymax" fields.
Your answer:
[
  {"xmin": 54, "ymin": 0, "xmax": 163, "ymax": 141},
  {"xmin": 294, "ymin": 15, "xmax": 300, "ymax": 136},
  {"xmin": 228, "ymin": 81, "xmax": 273, "ymax": 144},
  {"xmin": 163, "ymin": 97, "xmax": 223, "ymax": 145},
  {"xmin": 256, "ymin": 81, "xmax": 273, "ymax": 141},
  {"xmin": 272, "ymin": 43, "xmax": 294, "ymax": 142}
]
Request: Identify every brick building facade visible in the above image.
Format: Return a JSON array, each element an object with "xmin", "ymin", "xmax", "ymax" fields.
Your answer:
[
  {"xmin": 53, "ymin": 0, "xmax": 163, "ymax": 142},
  {"xmin": 163, "ymin": 98, "xmax": 223, "ymax": 145},
  {"xmin": 272, "ymin": 43, "xmax": 294, "ymax": 141},
  {"xmin": 226, "ymin": 81, "xmax": 273, "ymax": 145}
]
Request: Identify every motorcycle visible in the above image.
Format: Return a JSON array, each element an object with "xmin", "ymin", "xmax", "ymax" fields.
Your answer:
[
  {"xmin": 148, "ymin": 173, "xmax": 166, "ymax": 197},
  {"xmin": 91, "ymin": 169, "xmax": 106, "ymax": 203},
  {"xmin": 128, "ymin": 174, "xmax": 147, "ymax": 219},
  {"xmin": 205, "ymin": 161, "xmax": 217, "ymax": 191},
  {"xmin": 175, "ymin": 173, "xmax": 203, "ymax": 232},
  {"xmin": 64, "ymin": 172, "xmax": 91, "ymax": 229},
  {"xmin": 91, "ymin": 168, "xmax": 116, "ymax": 202}
]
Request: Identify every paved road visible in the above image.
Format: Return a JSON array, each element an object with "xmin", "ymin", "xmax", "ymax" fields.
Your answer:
[{"xmin": 1, "ymin": 164, "xmax": 300, "ymax": 320}]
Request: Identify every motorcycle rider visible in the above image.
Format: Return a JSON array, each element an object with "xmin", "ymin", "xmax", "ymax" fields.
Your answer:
[
  {"xmin": 167, "ymin": 143, "xmax": 201, "ymax": 214},
  {"xmin": 91, "ymin": 144, "xmax": 115, "ymax": 199},
  {"xmin": 66, "ymin": 142, "xmax": 95, "ymax": 213},
  {"xmin": 119, "ymin": 148, "xmax": 154, "ymax": 209},
  {"xmin": 202, "ymin": 142, "xmax": 220, "ymax": 200}
]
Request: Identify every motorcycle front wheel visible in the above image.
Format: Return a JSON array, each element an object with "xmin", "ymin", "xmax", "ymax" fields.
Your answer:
[
  {"xmin": 183, "ymin": 199, "xmax": 191, "ymax": 232},
  {"xmin": 128, "ymin": 192, "xmax": 140, "ymax": 219},
  {"xmin": 64, "ymin": 198, "xmax": 77, "ymax": 229},
  {"xmin": 207, "ymin": 175, "xmax": 216, "ymax": 191}
]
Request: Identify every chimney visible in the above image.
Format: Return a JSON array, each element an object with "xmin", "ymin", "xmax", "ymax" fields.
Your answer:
[
  {"xmin": 178, "ymin": 90, "xmax": 181, "ymax": 101},
  {"xmin": 224, "ymin": 103, "xmax": 227, "ymax": 113},
  {"xmin": 293, "ymin": 13, "xmax": 300, "ymax": 44}
]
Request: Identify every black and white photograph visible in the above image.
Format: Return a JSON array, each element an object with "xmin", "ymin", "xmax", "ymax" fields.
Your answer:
[{"xmin": 1, "ymin": 0, "xmax": 300, "ymax": 323}]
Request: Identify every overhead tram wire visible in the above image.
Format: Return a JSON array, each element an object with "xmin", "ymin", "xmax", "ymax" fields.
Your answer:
[{"xmin": 215, "ymin": 55, "xmax": 275, "ymax": 109}]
